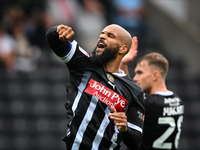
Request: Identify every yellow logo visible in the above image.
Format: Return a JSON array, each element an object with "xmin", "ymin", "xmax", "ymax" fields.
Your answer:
[{"xmin": 106, "ymin": 74, "xmax": 114, "ymax": 83}]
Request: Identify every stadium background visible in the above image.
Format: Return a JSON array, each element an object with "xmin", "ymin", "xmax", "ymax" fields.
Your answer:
[{"xmin": 0, "ymin": 0, "xmax": 200, "ymax": 150}]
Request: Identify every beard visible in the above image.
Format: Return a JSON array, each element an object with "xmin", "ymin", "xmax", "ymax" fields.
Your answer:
[{"xmin": 91, "ymin": 46, "xmax": 119, "ymax": 66}]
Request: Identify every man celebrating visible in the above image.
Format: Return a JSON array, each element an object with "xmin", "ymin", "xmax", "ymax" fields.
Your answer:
[
  {"xmin": 45, "ymin": 24, "xmax": 144, "ymax": 150},
  {"xmin": 133, "ymin": 52, "xmax": 184, "ymax": 150}
]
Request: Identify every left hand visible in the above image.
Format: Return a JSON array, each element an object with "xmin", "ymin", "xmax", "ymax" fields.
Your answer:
[{"xmin": 108, "ymin": 106, "xmax": 127, "ymax": 132}]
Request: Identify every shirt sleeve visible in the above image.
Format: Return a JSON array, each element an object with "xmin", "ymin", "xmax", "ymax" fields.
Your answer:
[
  {"xmin": 122, "ymin": 127, "xmax": 143, "ymax": 150},
  {"xmin": 122, "ymin": 91, "xmax": 145, "ymax": 149},
  {"xmin": 45, "ymin": 26, "xmax": 72, "ymax": 57},
  {"xmin": 45, "ymin": 26, "xmax": 91, "ymax": 73}
]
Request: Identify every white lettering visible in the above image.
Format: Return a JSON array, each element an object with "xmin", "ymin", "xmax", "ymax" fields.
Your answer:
[
  {"xmin": 93, "ymin": 91, "xmax": 114, "ymax": 107},
  {"xmin": 90, "ymin": 81, "xmax": 97, "ymax": 88},
  {"xmin": 111, "ymin": 93, "xmax": 119, "ymax": 100},
  {"xmin": 104, "ymin": 90, "xmax": 111, "ymax": 97},
  {"xmin": 90, "ymin": 81, "xmax": 111, "ymax": 97},
  {"xmin": 95, "ymin": 85, "xmax": 101, "ymax": 90},
  {"xmin": 120, "ymin": 100, "xmax": 125, "ymax": 107},
  {"xmin": 86, "ymin": 79, "xmax": 127, "ymax": 111},
  {"xmin": 99, "ymin": 85, "xmax": 105, "ymax": 92},
  {"xmin": 163, "ymin": 105, "xmax": 184, "ymax": 116},
  {"xmin": 114, "ymin": 98, "xmax": 125, "ymax": 108},
  {"xmin": 164, "ymin": 97, "xmax": 181, "ymax": 106}
]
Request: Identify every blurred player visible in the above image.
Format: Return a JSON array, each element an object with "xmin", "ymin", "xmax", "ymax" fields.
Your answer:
[{"xmin": 133, "ymin": 52, "xmax": 184, "ymax": 150}]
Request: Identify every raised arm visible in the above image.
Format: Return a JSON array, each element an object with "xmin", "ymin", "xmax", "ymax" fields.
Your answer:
[
  {"xmin": 45, "ymin": 24, "xmax": 74, "ymax": 56},
  {"xmin": 120, "ymin": 36, "xmax": 138, "ymax": 75}
]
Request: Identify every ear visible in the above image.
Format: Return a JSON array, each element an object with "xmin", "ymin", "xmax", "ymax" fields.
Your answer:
[
  {"xmin": 119, "ymin": 45, "xmax": 128, "ymax": 55},
  {"xmin": 153, "ymin": 70, "xmax": 160, "ymax": 81}
]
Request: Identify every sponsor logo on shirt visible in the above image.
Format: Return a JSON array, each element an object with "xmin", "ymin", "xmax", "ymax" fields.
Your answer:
[
  {"xmin": 137, "ymin": 111, "xmax": 144, "ymax": 121},
  {"xmin": 163, "ymin": 97, "xmax": 184, "ymax": 116},
  {"xmin": 164, "ymin": 97, "xmax": 180, "ymax": 106},
  {"xmin": 84, "ymin": 79, "xmax": 127, "ymax": 112}
]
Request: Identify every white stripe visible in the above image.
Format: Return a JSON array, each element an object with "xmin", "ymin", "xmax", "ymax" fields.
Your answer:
[
  {"xmin": 109, "ymin": 126, "xmax": 119, "ymax": 150},
  {"xmin": 155, "ymin": 91, "xmax": 173, "ymax": 96},
  {"xmin": 92, "ymin": 107, "xmax": 110, "ymax": 149},
  {"xmin": 127, "ymin": 122, "xmax": 143, "ymax": 133},
  {"xmin": 71, "ymin": 71, "xmax": 92, "ymax": 149},
  {"xmin": 72, "ymin": 96, "xmax": 98, "ymax": 150},
  {"xmin": 72, "ymin": 91, "xmax": 82, "ymax": 117},
  {"xmin": 72, "ymin": 72, "xmax": 91, "ymax": 116},
  {"xmin": 59, "ymin": 40, "xmax": 77, "ymax": 63}
]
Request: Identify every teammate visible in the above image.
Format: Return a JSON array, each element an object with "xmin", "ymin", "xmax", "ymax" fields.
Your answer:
[
  {"xmin": 45, "ymin": 24, "xmax": 144, "ymax": 150},
  {"xmin": 133, "ymin": 52, "xmax": 184, "ymax": 150}
]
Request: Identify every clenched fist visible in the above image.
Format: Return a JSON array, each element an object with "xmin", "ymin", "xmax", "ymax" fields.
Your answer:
[{"xmin": 57, "ymin": 24, "xmax": 74, "ymax": 42}]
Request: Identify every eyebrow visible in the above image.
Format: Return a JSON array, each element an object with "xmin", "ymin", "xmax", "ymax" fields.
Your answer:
[
  {"xmin": 135, "ymin": 70, "xmax": 143, "ymax": 74},
  {"xmin": 101, "ymin": 31, "xmax": 116, "ymax": 37}
]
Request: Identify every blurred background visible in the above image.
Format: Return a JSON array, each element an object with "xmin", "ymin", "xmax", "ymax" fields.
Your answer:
[{"xmin": 0, "ymin": 0, "xmax": 200, "ymax": 149}]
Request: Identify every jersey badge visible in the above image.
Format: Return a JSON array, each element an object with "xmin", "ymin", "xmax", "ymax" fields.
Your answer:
[
  {"xmin": 106, "ymin": 73, "xmax": 115, "ymax": 90},
  {"xmin": 106, "ymin": 73, "xmax": 114, "ymax": 83}
]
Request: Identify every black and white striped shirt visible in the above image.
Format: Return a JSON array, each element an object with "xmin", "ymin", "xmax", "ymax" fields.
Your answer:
[{"xmin": 46, "ymin": 26, "xmax": 145, "ymax": 150}]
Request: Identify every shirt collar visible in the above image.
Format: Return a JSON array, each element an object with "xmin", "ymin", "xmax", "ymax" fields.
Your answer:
[{"xmin": 154, "ymin": 91, "xmax": 174, "ymax": 96}]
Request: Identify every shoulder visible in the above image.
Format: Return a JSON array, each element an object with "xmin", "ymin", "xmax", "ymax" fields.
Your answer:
[
  {"xmin": 122, "ymin": 75, "xmax": 143, "ymax": 92},
  {"xmin": 144, "ymin": 93, "xmax": 164, "ymax": 105},
  {"xmin": 145, "ymin": 91, "xmax": 183, "ymax": 105},
  {"xmin": 66, "ymin": 41, "xmax": 91, "ymax": 68}
]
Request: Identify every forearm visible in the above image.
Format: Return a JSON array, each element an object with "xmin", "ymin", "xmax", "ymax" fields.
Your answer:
[
  {"xmin": 122, "ymin": 127, "xmax": 142, "ymax": 150},
  {"xmin": 45, "ymin": 26, "xmax": 71, "ymax": 56},
  {"xmin": 121, "ymin": 91, "xmax": 144, "ymax": 149},
  {"xmin": 120, "ymin": 62, "xmax": 129, "ymax": 75}
]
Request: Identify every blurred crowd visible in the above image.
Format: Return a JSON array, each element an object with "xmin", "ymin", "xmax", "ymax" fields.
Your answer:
[{"xmin": 0, "ymin": 0, "xmax": 146, "ymax": 73}]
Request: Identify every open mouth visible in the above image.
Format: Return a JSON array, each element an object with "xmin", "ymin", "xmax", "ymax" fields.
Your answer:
[{"xmin": 97, "ymin": 40, "xmax": 106, "ymax": 49}]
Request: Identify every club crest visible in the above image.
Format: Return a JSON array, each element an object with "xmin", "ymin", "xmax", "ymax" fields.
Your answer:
[{"xmin": 106, "ymin": 74, "xmax": 114, "ymax": 83}]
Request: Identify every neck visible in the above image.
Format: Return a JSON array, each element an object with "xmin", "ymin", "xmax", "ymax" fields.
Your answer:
[
  {"xmin": 103, "ymin": 59, "xmax": 121, "ymax": 73},
  {"xmin": 150, "ymin": 81, "xmax": 168, "ymax": 95}
]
